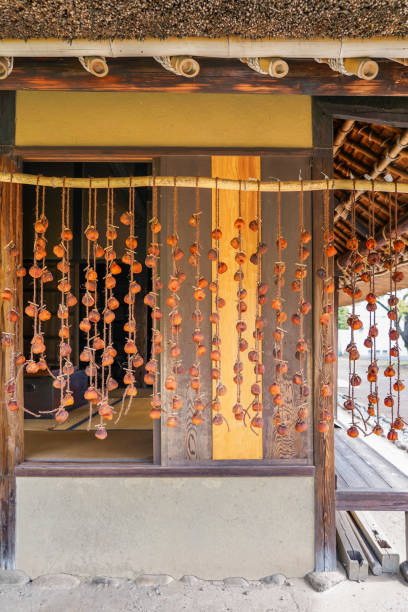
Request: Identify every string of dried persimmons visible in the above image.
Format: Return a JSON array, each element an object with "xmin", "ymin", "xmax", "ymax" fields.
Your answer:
[
  {"xmin": 210, "ymin": 180, "xmax": 227, "ymax": 425},
  {"xmin": 249, "ymin": 182, "xmax": 265, "ymax": 430},
  {"xmin": 3, "ymin": 176, "xmax": 406, "ymax": 444},
  {"xmin": 340, "ymin": 183, "xmax": 407, "ymax": 441},
  {"xmin": 318, "ymin": 183, "xmax": 336, "ymax": 433},
  {"xmin": 189, "ymin": 179, "xmax": 207, "ymax": 425},
  {"xmin": 270, "ymin": 184, "xmax": 288, "ymax": 436},
  {"xmin": 292, "ymin": 184, "xmax": 311, "ymax": 433},
  {"xmin": 2, "ymin": 175, "xmax": 27, "ymax": 413}
]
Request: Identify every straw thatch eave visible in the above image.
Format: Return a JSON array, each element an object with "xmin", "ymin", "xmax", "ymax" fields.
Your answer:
[{"xmin": 0, "ymin": 1, "xmax": 407, "ymax": 41}]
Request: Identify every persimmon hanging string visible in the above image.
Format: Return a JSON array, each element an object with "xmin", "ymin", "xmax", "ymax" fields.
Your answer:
[
  {"xmin": 211, "ymin": 178, "xmax": 225, "ymax": 425},
  {"xmin": 393, "ymin": 182, "xmax": 404, "ymax": 432},
  {"xmin": 270, "ymin": 182, "xmax": 288, "ymax": 436},
  {"xmin": 190, "ymin": 177, "xmax": 206, "ymax": 424},
  {"xmin": 234, "ymin": 180, "xmax": 244, "ymax": 422},
  {"xmin": 318, "ymin": 181, "xmax": 335, "ymax": 434},
  {"xmin": 250, "ymin": 181, "xmax": 263, "ymax": 429}
]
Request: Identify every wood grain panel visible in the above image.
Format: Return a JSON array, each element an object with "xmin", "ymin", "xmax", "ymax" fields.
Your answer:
[
  {"xmin": 261, "ymin": 156, "xmax": 313, "ymax": 461},
  {"xmin": 212, "ymin": 156, "xmax": 262, "ymax": 460},
  {"xmin": 2, "ymin": 58, "xmax": 408, "ymax": 96},
  {"xmin": 0, "ymin": 154, "xmax": 23, "ymax": 569},
  {"xmin": 312, "ymin": 99, "xmax": 337, "ymax": 572}
]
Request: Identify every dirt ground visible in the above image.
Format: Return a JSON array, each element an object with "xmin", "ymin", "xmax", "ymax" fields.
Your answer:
[{"xmin": 1, "ymin": 571, "xmax": 408, "ymax": 612}]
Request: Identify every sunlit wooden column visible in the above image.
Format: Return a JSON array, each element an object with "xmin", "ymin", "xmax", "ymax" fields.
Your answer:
[{"xmin": 212, "ymin": 156, "xmax": 262, "ymax": 460}]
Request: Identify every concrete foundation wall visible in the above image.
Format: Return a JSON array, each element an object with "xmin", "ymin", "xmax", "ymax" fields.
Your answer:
[{"xmin": 16, "ymin": 476, "xmax": 315, "ymax": 579}]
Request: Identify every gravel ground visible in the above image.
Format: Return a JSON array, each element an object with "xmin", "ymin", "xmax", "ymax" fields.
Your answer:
[{"xmin": 1, "ymin": 572, "xmax": 408, "ymax": 612}]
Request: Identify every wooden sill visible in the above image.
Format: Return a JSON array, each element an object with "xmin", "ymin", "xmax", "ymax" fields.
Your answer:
[{"xmin": 15, "ymin": 461, "xmax": 315, "ymax": 478}]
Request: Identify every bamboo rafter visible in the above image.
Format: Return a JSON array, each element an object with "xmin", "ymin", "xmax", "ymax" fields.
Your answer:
[{"xmin": 1, "ymin": 172, "xmax": 408, "ymax": 194}]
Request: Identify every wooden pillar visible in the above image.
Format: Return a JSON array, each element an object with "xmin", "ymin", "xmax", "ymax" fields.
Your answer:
[
  {"xmin": 312, "ymin": 99, "xmax": 337, "ymax": 572},
  {"xmin": 0, "ymin": 92, "xmax": 23, "ymax": 570},
  {"xmin": 0, "ymin": 158, "xmax": 23, "ymax": 569}
]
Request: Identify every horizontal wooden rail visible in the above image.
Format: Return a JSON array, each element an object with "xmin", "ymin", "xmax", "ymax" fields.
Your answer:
[
  {"xmin": 15, "ymin": 461, "xmax": 315, "ymax": 478},
  {"xmin": 0, "ymin": 172, "xmax": 407, "ymax": 193}
]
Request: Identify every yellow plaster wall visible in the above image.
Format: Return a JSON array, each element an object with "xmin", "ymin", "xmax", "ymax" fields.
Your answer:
[{"xmin": 15, "ymin": 92, "xmax": 312, "ymax": 148}]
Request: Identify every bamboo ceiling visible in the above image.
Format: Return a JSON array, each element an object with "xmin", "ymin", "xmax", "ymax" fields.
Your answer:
[{"xmin": 334, "ymin": 117, "xmax": 408, "ymax": 305}]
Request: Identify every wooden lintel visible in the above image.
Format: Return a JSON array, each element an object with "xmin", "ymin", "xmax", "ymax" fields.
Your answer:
[{"xmin": 0, "ymin": 58, "xmax": 408, "ymax": 95}]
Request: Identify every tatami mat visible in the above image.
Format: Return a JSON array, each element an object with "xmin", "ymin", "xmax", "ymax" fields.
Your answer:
[
  {"xmin": 24, "ymin": 391, "xmax": 153, "ymax": 432},
  {"xmin": 24, "ymin": 430, "xmax": 153, "ymax": 462}
]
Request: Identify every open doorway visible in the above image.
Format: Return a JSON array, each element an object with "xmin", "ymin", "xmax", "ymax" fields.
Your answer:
[
  {"xmin": 22, "ymin": 161, "xmax": 154, "ymax": 462},
  {"xmin": 333, "ymin": 118, "xmax": 408, "ymax": 564}
]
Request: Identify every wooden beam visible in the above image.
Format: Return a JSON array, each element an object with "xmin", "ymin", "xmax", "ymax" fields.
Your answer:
[
  {"xmin": 336, "ymin": 490, "xmax": 408, "ymax": 511},
  {"xmin": 1, "ymin": 58, "xmax": 408, "ymax": 95},
  {"xmin": 13, "ymin": 146, "xmax": 314, "ymax": 162},
  {"xmin": 312, "ymin": 98, "xmax": 337, "ymax": 572},
  {"xmin": 15, "ymin": 461, "xmax": 315, "ymax": 477},
  {"xmin": 0, "ymin": 93, "xmax": 15, "ymax": 146},
  {"xmin": 315, "ymin": 97, "xmax": 408, "ymax": 128},
  {"xmin": 0, "ymin": 155, "xmax": 23, "ymax": 570}
]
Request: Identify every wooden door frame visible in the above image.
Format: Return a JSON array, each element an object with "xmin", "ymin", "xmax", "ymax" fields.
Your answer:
[{"xmin": 312, "ymin": 96, "xmax": 408, "ymax": 572}]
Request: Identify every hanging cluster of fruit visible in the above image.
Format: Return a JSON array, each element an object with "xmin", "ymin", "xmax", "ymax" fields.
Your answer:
[
  {"xmin": 364, "ymin": 188, "xmax": 381, "ymax": 436},
  {"xmin": 144, "ymin": 179, "xmax": 163, "ymax": 420},
  {"xmin": 269, "ymin": 187, "xmax": 289, "ymax": 436},
  {"xmin": 188, "ymin": 181, "xmax": 207, "ymax": 426},
  {"xmin": 25, "ymin": 182, "xmax": 53, "ymax": 377},
  {"xmin": 165, "ymin": 182, "xmax": 186, "ymax": 428},
  {"xmin": 232, "ymin": 184, "xmax": 248, "ymax": 423},
  {"xmin": 291, "ymin": 187, "xmax": 312, "ymax": 433},
  {"xmin": 52, "ymin": 184, "xmax": 77, "ymax": 424},
  {"xmin": 121, "ymin": 184, "xmax": 144, "ymax": 406},
  {"xmin": 80, "ymin": 187, "xmax": 103, "ymax": 432},
  {"xmin": 209, "ymin": 182, "xmax": 228, "ymax": 426},
  {"xmin": 2, "ymin": 179, "xmax": 26, "ymax": 414},
  {"xmin": 247, "ymin": 184, "xmax": 266, "ymax": 430},
  {"xmin": 2, "ymin": 177, "xmax": 319, "ymax": 443},
  {"xmin": 383, "ymin": 189, "xmax": 405, "ymax": 440},
  {"xmin": 341, "ymin": 186, "xmax": 406, "ymax": 441},
  {"xmin": 342, "ymin": 189, "xmax": 362, "ymax": 438},
  {"xmin": 318, "ymin": 185, "xmax": 336, "ymax": 434}
]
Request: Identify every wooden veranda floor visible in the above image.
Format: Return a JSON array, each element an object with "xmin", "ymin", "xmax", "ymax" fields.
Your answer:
[{"xmin": 335, "ymin": 427, "xmax": 408, "ymax": 511}]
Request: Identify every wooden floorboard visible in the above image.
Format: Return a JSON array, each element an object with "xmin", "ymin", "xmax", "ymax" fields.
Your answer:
[
  {"xmin": 336, "ymin": 431, "xmax": 393, "ymax": 490},
  {"xmin": 340, "ymin": 429, "xmax": 408, "ymax": 490},
  {"xmin": 336, "ymin": 442, "xmax": 375, "ymax": 489},
  {"xmin": 335, "ymin": 427, "xmax": 408, "ymax": 511},
  {"xmin": 336, "ymin": 490, "xmax": 408, "ymax": 511}
]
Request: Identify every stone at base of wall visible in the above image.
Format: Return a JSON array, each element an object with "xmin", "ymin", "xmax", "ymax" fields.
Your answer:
[
  {"xmin": 0, "ymin": 570, "xmax": 30, "ymax": 587},
  {"xmin": 400, "ymin": 561, "xmax": 408, "ymax": 582},
  {"xmin": 306, "ymin": 569, "xmax": 346, "ymax": 592},
  {"xmin": 31, "ymin": 574, "xmax": 81, "ymax": 589},
  {"xmin": 0, "ymin": 571, "xmax": 295, "ymax": 591}
]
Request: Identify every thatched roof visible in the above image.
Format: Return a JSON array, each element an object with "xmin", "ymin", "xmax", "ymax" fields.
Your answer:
[{"xmin": 0, "ymin": 1, "xmax": 407, "ymax": 40}]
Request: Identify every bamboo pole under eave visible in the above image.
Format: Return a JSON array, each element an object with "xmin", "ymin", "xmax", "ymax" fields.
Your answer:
[
  {"xmin": 333, "ymin": 119, "xmax": 355, "ymax": 156},
  {"xmin": 1, "ymin": 172, "xmax": 408, "ymax": 194}
]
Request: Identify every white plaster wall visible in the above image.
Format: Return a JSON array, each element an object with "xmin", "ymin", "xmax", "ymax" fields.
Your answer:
[{"xmin": 16, "ymin": 476, "xmax": 315, "ymax": 579}]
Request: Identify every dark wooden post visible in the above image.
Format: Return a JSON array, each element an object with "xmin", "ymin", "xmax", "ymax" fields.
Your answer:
[
  {"xmin": 0, "ymin": 92, "xmax": 23, "ymax": 569},
  {"xmin": 312, "ymin": 98, "xmax": 337, "ymax": 572}
]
